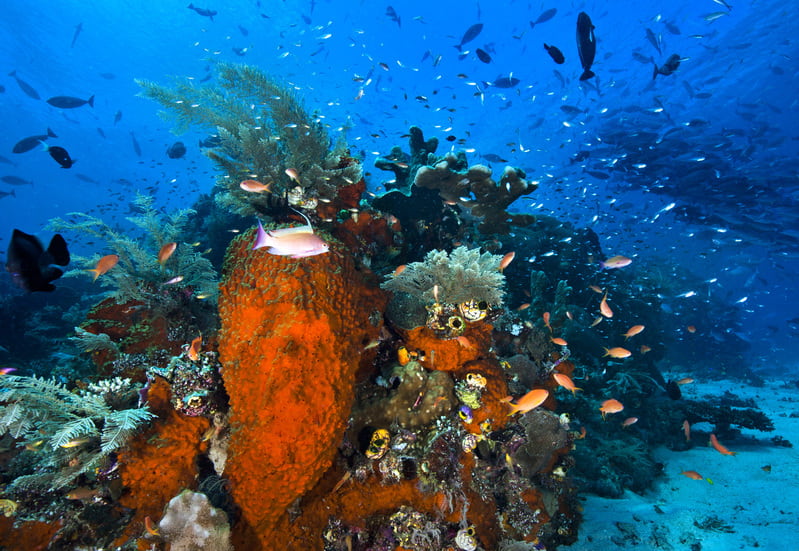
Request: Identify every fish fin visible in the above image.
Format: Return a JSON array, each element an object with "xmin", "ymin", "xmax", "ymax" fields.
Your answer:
[
  {"xmin": 47, "ymin": 234, "xmax": 70, "ymax": 265},
  {"xmin": 39, "ymin": 141, "xmax": 50, "ymax": 151},
  {"xmin": 652, "ymin": 64, "xmax": 659, "ymax": 80},
  {"xmin": 47, "ymin": 127, "xmax": 57, "ymax": 138},
  {"xmin": 87, "ymin": 95, "xmax": 95, "ymax": 108},
  {"xmin": 252, "ymin": 221, "xmax": 271, "ymax": 250},
  {"xmin": 579, "ymin": 70, "xmax": 595, "ymax": 81}
]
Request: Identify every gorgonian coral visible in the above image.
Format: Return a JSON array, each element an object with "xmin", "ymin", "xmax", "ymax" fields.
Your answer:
[{"xmin": 381, "ymin": 246, "xmax": 506, "ymax": 306}]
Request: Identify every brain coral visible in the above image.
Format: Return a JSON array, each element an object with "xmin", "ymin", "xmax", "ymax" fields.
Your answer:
[{"xmin": 217, "ymin": 229, "xmax": 386, "ymax": 548}]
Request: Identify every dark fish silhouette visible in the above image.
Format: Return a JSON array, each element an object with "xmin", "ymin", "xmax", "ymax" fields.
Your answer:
[
  {"xmin": 456, "ymin": 23, "xmax": 483, "ymax": 51},
  {"xmin": 576, "ymin": 12, "xmax": 596, "ymax": 81},
  {"xmin": 71, "ymin": 22, "xmax": 83, "ymax": 48},
  {"xmin": 484, "ymin": 75, "xmax": 520, "ymax": 88},
  {"xmin": 12, "ymin": 128, "xmax": 57, "ymax": 154},
  {"xmin": 114, "ymin": 110, "xmax": 122, "ymax": 125},
  {"xmin": 46, "ymin": 95, "xmax": 95, "ymax": 109},
  {"xmin": 475, "ymin": 48, "xmax": 492, "ymax": 63},
  {"xmin": 0, "ymin": 189, "xmax": 15, "ymax": 200},
  {"xmin": 166, "ymin": 141, "xmax": 187, "ymax": 159},
  {"xmin": 130, "ymin": 132, "xmax": 142, "ymax": 157},
  {"xmin": 1, "ymin": 176, "xmax": 33, "ymax": 186},
  {"xmin": 544, "ymin": 43, "xmax": 565, "ymax": 64},
  {"xmin": 7, "ymin": 70, "xmax": 40, "ymax": 100},
  {"xmin": 187, "ymin": 3, "xmax": 216, "ymax": 20},
  {"xmin": 645, "ymin": 28, "xmax": 662, "ymax": 55},
  {"xmin": 5, "ymin": 229, "xmax": 70, "ymax": 292},
  {"xmin": 653, "ymin": 54, "xmax": 681, "ymax": 79},
  {"xmin": 529, "ymin": 8, "xmax": 557, "ymax": 29},
  {"xmin": 385, "ymin": 6, "xmax": 401, "ymax": 27},
  {"xmin": 42, "ymin": 143, "xmax": 75, "ymax": 168}
]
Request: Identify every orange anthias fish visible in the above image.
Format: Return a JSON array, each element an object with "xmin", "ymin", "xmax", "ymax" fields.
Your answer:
[
  {"xmin": 504, "ymin": 388, "xmax": 549, "ymax": 416},
  {"xmin": 622, "ymin": 325, "xmax": 645, "ymax": 340},
  {"xmin": 144, "ymin": 516, "xmax": 160, "ymax": 536},
  {"xmin": 87, "ymin": 254, "xmax": 119, "ymax": 282},
  {"xmin": 686, "ymin": 325, "xmax": 697, "ymax": 333},
  {"xmin": 589, "ymin": 284, "xmax": 603, "ymax": 294},
  {"xmin": 553, "ymin": 373, "xmax": 582, "ymax": 395},
  {"xmin": 252, "ymin": 220, "xmax": 329, "ymax": 258},
  {"xmin": 543, "ymin": 311, "xmax": 552, "ymax": 332},
  {"xmin": 599, "ymin": 398, "xmax": 624, "ymax": 419},
  {"xmin": 599, "ymin": 292, "xmax": 613, "ymax": 318},
  {"xmin": 285, "ymin": 167, "xmax": 300, "ymax": 182},
  {"xmin": 603, "ymin": 346, "xmax": 631, "ymax": 359},
  {"xmin": 187, "ymin": 336, "xmax": 202, "ymax": 362},
  {"xmin": 158, "ymin": 242, "xmax": 177, "ymax": 265},
  {"xmin": 499, "ymin": 251, "xmax": 515, "ymax": 272},
  {"xmin": 639, "ymin": 345, "xmax": 652, "ymax": 354},
  {"xmin": 551, "ymin": 337, "xmax": 568, "ymax": 346},
  {"xmin": 239, "ymin": 179, "xmax": 272, "ymax": 193},
  {"xmin": 709, "ymin": 433, "xmax": 736, "ymax": 456},
  {"xmin": 683, "ymin": 420, "xmax": 691, "ymax": 441},
  {"xmin": 600, "ymin": 255, "xmax": 632, "ymax": 269},
  {"xmin": 621, "ymin": 416, "xmax": 639, "ymax": 428},
  {"xmin": 680, "ymin": 470, "xmax": 704, "ymax": 481},
  {"xmin": 676, "ymin": 377, "xmax": 695, "ymax": 385}
]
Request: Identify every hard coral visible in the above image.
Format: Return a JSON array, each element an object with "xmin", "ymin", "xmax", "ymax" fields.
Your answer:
[{"xmin": 217, "ymin": 229, "xmax": 386, "ymax": 548}]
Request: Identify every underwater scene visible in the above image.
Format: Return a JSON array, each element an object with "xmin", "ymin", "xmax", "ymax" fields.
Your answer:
[{"xmin": 1, "ymin": 0, "xmax": 797, "ymax": 549}]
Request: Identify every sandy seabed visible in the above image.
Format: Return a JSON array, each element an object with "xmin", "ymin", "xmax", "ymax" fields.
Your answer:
[{"xmin": 567, "ymin": 376, "xmax": 799, "ymax": 550}]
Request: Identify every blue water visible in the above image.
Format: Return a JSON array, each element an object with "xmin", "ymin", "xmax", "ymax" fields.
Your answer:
[{"xmin": 1, "ymin": 0, "xmax": 797, "ymax": 366}]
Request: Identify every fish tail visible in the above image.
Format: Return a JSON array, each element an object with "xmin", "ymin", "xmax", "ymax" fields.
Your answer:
[
  {"xmin": 47, "ymin": 127, "xmax": 57, "ymax": 138},
  {"xmin": 579, "ymin": 69, "xmax": 595, "ymax": 81},
  {"xmin": 454, "ymin": 44, "xmax": 462, "ymax": 51},
  {"xmin": 87, "ymin": 269, "xmax": 100, "ymax": 282},
  {"xmin": 652, "ymin": 64, "xmax": 659, "ymax": 80},
  {"xmin": 87, "ymin": 95, "xmax": 95, "ymax": 108},
  {"xmin": 188, "ymin": 3, "xmax": 194, "ymax": 7},
  {"xmin": 39, "ymin": 140, "xmax": 49, "ymax": 151}
]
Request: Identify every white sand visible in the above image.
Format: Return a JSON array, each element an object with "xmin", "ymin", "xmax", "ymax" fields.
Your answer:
[{"xmin": 566, "ymin": 377, "xmax": 799, "ymax": 550}]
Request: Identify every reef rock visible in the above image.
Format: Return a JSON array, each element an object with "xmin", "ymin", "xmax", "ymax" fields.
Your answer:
[{"xmin": 217, "ymin": 229, "xmax": 386, "ymax": 548}]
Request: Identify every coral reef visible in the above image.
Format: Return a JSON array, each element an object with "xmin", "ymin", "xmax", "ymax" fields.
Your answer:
[
  {"xmin": 217, "ymin": 228, "xmax": 386, "ymax": 547},
  {"xmin": 381, "ymin": 245, "xmax": 506, "ymax": 308},
  {"xmin": 0, "ymin": 374, "xmax": 154, "ymax": 493},
  {"xmin": 157, "ymin": 490, "xmax": 232, "ymax": 551},
  {"xmin": 47, "ymin": 193, "xmax": 218, "ymax": 306},
  {"xmin": 374, "ymin": 126, "xmax": 537, "ymax": 234},
  {"xmin": 137, "ymin": 62, "xmax": 361, "ymax": 217}
]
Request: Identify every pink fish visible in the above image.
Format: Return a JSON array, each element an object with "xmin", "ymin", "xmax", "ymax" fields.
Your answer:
[{"xmin": 252, "ymin": 221, "xmax": 329, "ymax": 258}]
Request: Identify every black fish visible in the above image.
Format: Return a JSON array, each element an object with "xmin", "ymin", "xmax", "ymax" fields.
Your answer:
[
  {"xmin": 130, "ymin": 132, "xmax": 142, "ymax": 157},
  {"xmin": 529, "ymin": 8, "xmax": 557, "ymax": 29},
  {"xmin": 653, "ymin": 54, "xmax": 681, "ymax": 79},
  {"xmin": 71, "ymin": 22, "xmax": 83, "ymax": 48},
  {"xmin": 1, "ymin": 176, "xmax": 33, "ymax": 186},
  {"xmin": 12, "ymin": 128, "xmax": 57, "ymax": 154},
  {"xmin": 166, "ymin": 141, "xmax": 187, "ymax": 159},
  {"xmin": 385, "ymin": 6, "xmax": 401, "ymax": 27},
  {"xmin": 544, "ymin": 43, "xmax": 565, "ymax": 64},
  {"xmin": 5, "ymin": 229, "xmax": 70, "ymax": 292},
  {"xmin": 576, "ymin": 12, "xmax": 596, "ymax": 81},
  {"xmin": 475, "ymin": 48, "xmax": 492, "ymax": 63},
  {"xmin": 482, "ymin": 153, "xmax": 508, "ymax": 163},
  {"xmin": 645, "ymin": 28, "xmax": 662, "ymax": 55},
  {"xmin": 0, "ymin": 189, "xmax": 15, "ymax": 200},
  {"xmin": 456, "ymin": 23, "xmax": 483, "ymax": 51},
  {"xmin": 486, "ymin": 75, "xmax": 520, "ymax": 88},
  {"xmin": 8, "ymin": 70, "xmax": 40, "ymax": 100},
  {"xmin": 187, "ymin": 3, "xmax": 216, "ymax": 21},
  {"xmin": 42, "ymin": 143, "xmax": 75, "ymax": 168},
  {"xmin": 665, "ymin": 380, "xmax": 682, "ymax": 400},
  {"xmin": 46, "ymin": 95, "xmax": 95, "ymax": 109}
]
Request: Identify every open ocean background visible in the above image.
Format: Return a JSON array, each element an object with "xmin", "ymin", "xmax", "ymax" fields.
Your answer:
[{"xmin": 1, "ymin": 0, "xmax": 797, "ymax": 370}]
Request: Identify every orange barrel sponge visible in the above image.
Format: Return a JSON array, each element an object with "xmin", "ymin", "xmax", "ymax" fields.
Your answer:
[{"xmin": 218, "ymin": 230, "xmax": 386, "ymax": 547}]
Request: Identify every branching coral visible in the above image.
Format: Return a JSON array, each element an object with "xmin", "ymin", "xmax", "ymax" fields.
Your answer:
[
  {"xmin": 137, "ymin": 62, "xmax": 361, "ymax": 216},
  {"xmin": 381, "ymin": 245, "xmax": 505, "ymax": 306},
  {"xmin": 0, "ymin": 374, "xmax": 154, "ymax": 492},
  {"xmin": 47, "ymin": 193, "xmax": 218, "ymax": 305}
]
